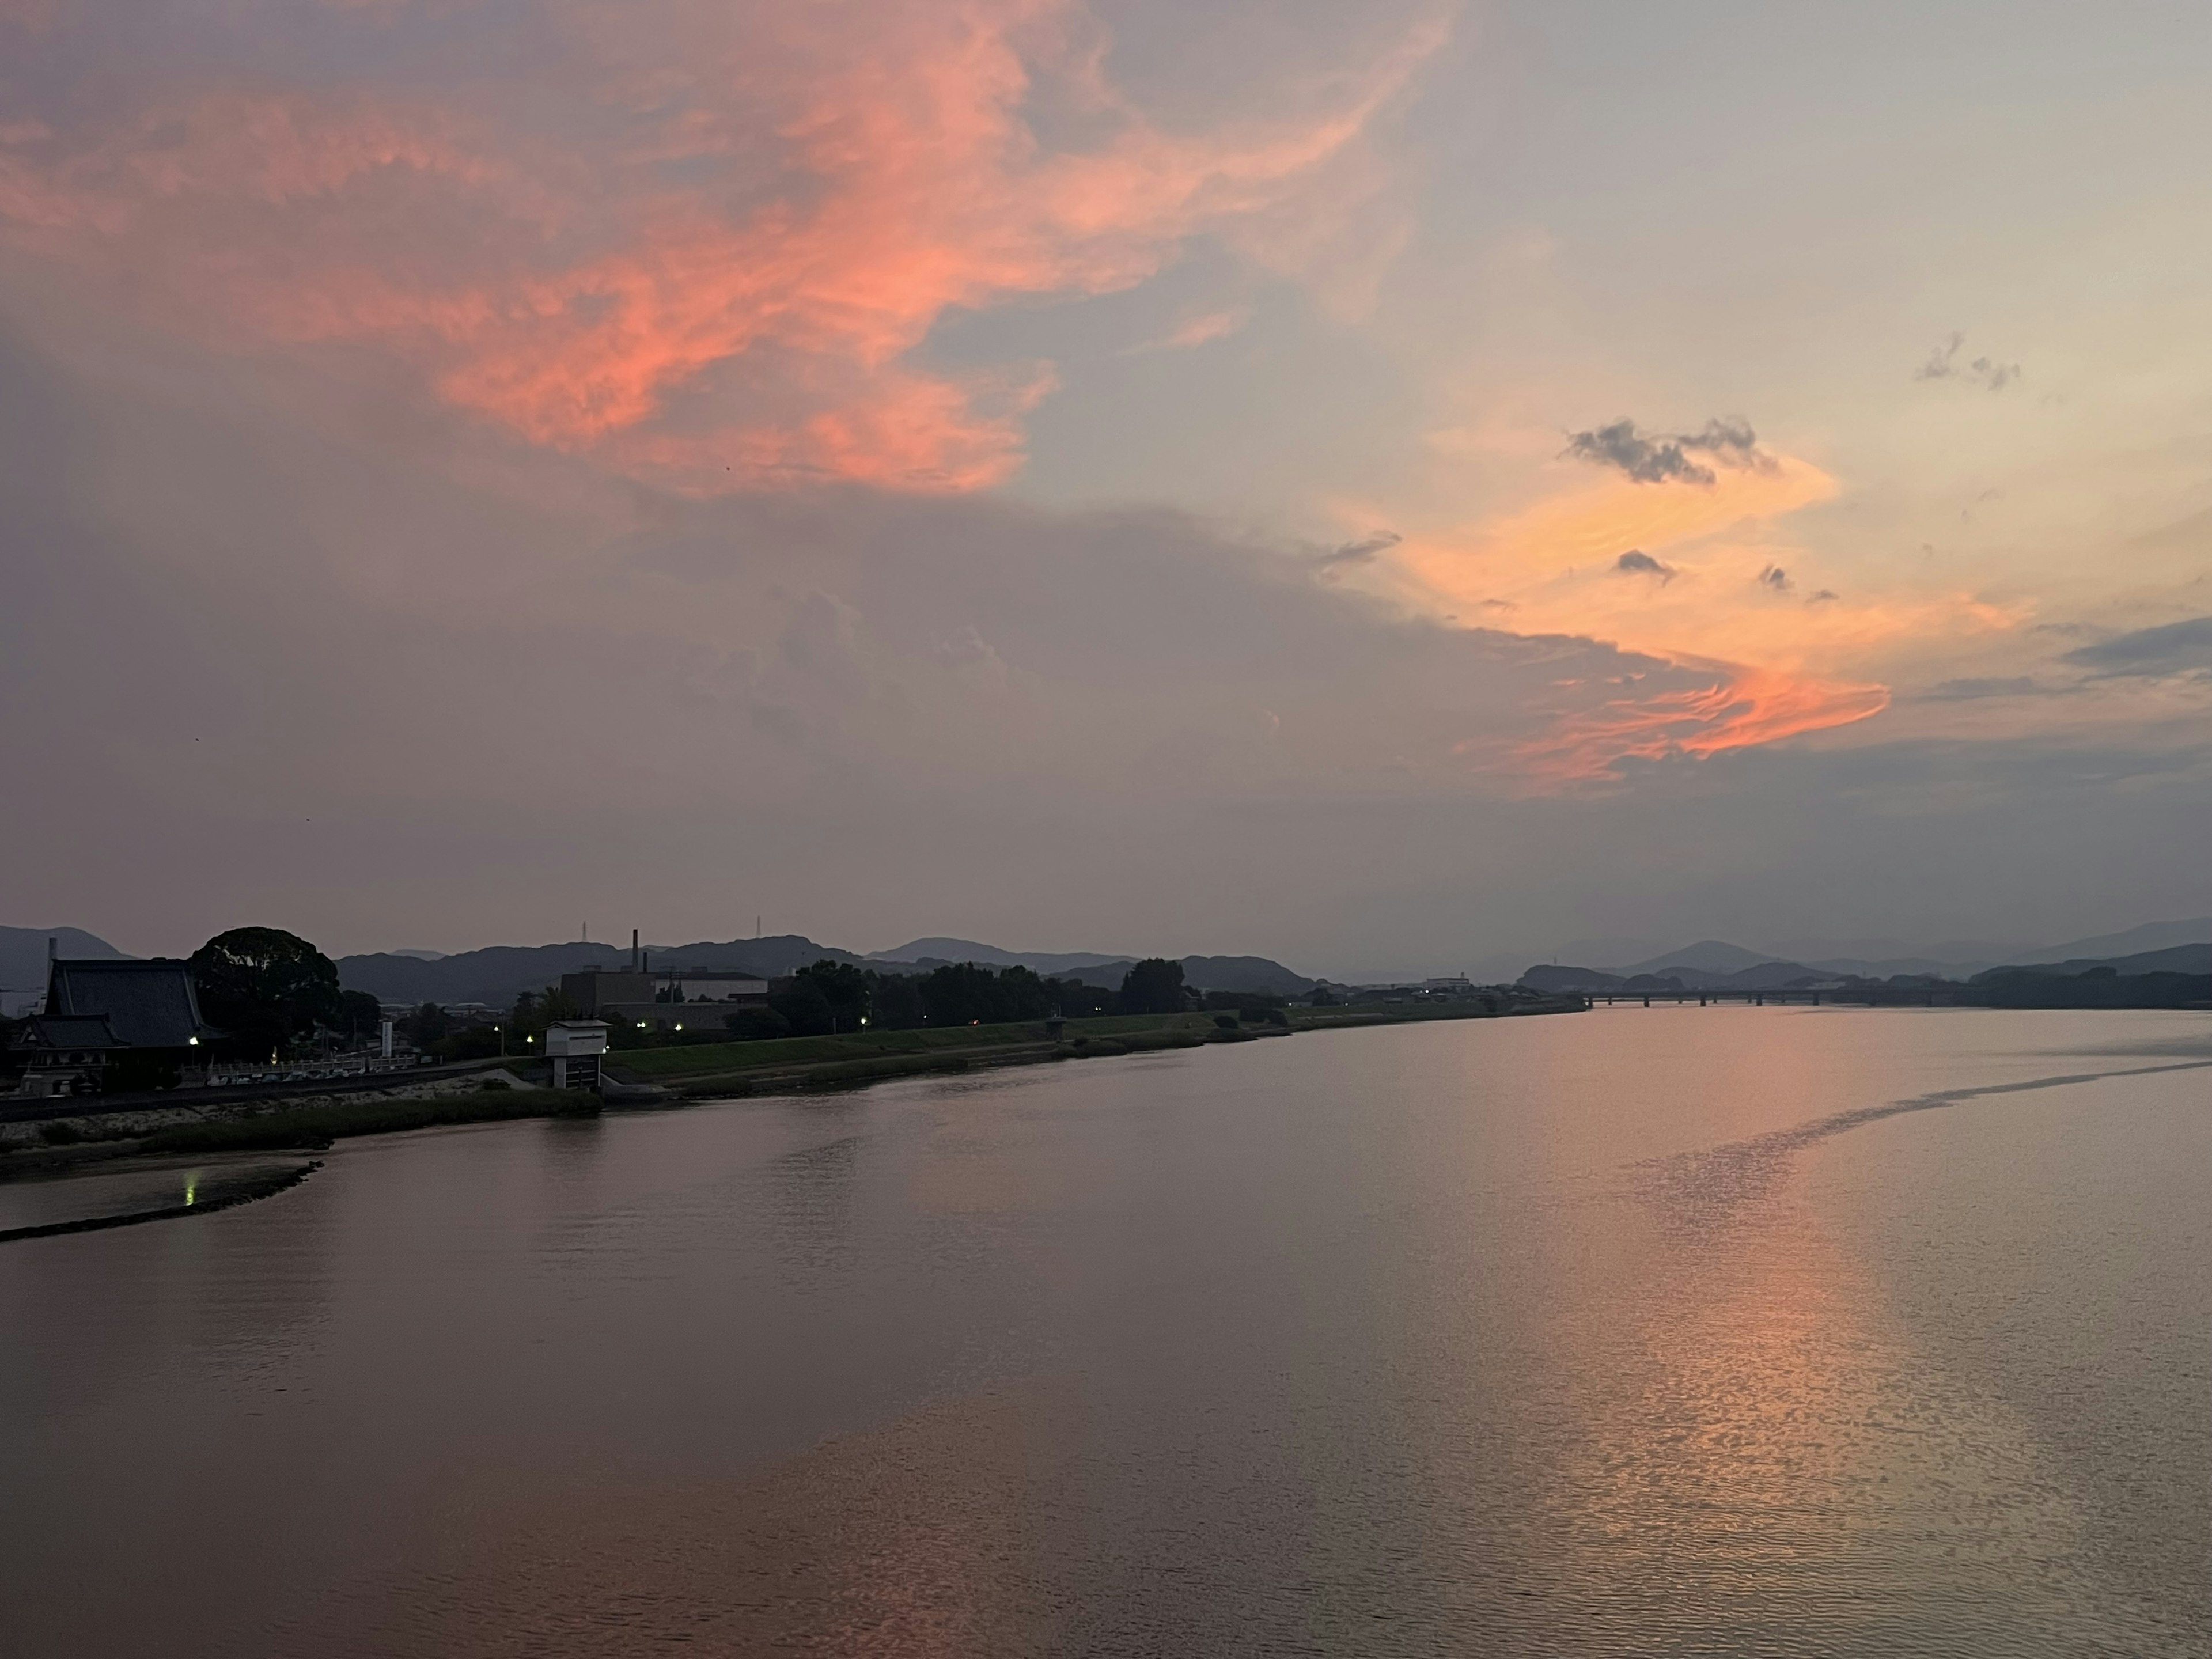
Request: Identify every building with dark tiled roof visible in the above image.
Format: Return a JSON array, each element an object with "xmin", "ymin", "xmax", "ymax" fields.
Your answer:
[{"xmin": 10, "ymin": 957, "xmax": 221, "ymax": 1097}]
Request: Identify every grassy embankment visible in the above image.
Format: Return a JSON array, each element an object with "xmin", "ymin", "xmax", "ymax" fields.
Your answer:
[
  {"xmin": 132, "ymin": 1088, "xmax": 597, "ymax": 1156},
  {"xmin": 5, "ymin": 995, "xmax": 1569, "ymax": 1173},
  {"xmin": 612, "ymin": 995, "xmax": 1566, "ymax": 1094},
  {"xmin": 613, "ymin": 1010, "xmax": 1221, "ymax": 1095}
]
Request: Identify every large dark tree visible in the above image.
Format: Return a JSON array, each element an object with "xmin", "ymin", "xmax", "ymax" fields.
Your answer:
[
  {"xmin": 916, "ymin": 962, "xmax": 1057, "ymax": 1026},
  {"xmin": 768, "ymin": 976, "xmax": 836, "ymax": 1037},
  {"xmin": 866, "ymin": 970, "xmax": 925, "ymax": 1029},
  {"xmin": 1119, "ymin": 958, "xmax": 1188, "ymax": 1015},
  {"xmin": 190, "ymin": 927, "xmax": 343, "ymax": 1059},
  {"xmin": 796, "ymin": 959, "xmax": 870, "ymax": 1031}
]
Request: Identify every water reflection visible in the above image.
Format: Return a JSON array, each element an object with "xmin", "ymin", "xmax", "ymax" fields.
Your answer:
[{"xmin": 0, "ymin": 1008, "xmax": 2205, "ymax": 1656}]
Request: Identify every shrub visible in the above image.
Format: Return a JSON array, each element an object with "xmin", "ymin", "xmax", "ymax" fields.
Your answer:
[
  {"xmin": 1213, "ymin": 1013, "xmax": 1238, "ymax": 1031},
  {"xmin": 38, "ymin": 1121, "xmax": 82, "ymax": 1146},
  {"xmin": 725, "ymin": 1006, "xmax": 794, "ymax": 1041}
]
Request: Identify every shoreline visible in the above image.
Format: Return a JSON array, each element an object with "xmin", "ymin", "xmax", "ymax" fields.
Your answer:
[{"xmin": 0, "ymin": 997, "xmax": 1581, "ymax": 1195}]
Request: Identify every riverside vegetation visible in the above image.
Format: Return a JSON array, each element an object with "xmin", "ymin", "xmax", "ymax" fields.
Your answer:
[{"xmin": 2, "ymin": 985, "xmax": 1575, "ymax": 1177}]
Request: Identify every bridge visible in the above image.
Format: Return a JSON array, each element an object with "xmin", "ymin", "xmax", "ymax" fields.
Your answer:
[{"xmin": 1586, "ymin": 985, "xmax": 1964, "ymax": 1009}]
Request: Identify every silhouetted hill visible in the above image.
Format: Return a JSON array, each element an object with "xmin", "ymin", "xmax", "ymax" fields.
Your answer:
[
  {"xmin": 338, "ymin": 942, "xmax": 630, "ymax": 1006},
  {"xmin": 1997, "ymin": 942, "xmax": 2212, "ymax": 978},
  {"xmin": 1622, "ymin": 941, "xmax": 1777, "ymax": 976},
  {"xmin": 339, "ymin": 934, "xmax": 1312, "ymax": 1005},
  {"xmin": 1, "ymin": 925, "xmax": 126, "ymax": 988},
  {"xmin": 867, "ymin": 938, "xmax": 1130, "ymax": 974},
  {"xmin": 2006, "ymin": 919, "xmax": 2212, "ymax": 965}
]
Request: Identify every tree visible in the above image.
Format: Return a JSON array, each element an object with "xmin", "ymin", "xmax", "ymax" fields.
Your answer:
[
  {"xmin": 1119, "ymin": 957, "xmax": 1187, "ymax": 1015},
  {"xmin": 404, "ymin": 1001, "xmax": 451, "ymax": 1051},
  {"xmin": 336, "ymin": 989, "xmax": 382, "ymax": 1046},
  {"xmin": 796, "ymin": 959, "xmax": 870, "ymax": 1031},
  {"xmin": 724, "ymin": 1006, "xmax": 793, "ymax": 1041},
  {"xmin": 768, "ymin": 976, "xmax": 836, "ymax": 1037},
  {"xmin": 1048, "ymin": 976, "xmax": 1113, "ymax": 1018},
  {"xmin": 866, "ymin": 970, "xmax": 925, "ymax": 1029},
  {"xmin": 190, "ymin": 927, "xmax": 342, "ymax": 1059}
]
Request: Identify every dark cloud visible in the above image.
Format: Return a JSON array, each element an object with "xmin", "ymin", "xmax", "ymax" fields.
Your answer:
[
  {"xmin": 0, "ymin": 296, "xmax": 1747, "ymax": 961},
  {"xmin": 1758, "ymin": 565, "xmax": 1791, "ymax": 593},
  {"xmin": 1805, "ymin": 589, "xmax": 1839, "ymax": 604},
  {"xmin": 2063, "ymin": 616, "xmax": 2212, "ymax": 677},
  {"xmin": 1920, "ymin": 677, "xmax": 2074, "ymax": 702},
  {"xmin": 1613, "ymin": 550, "xmax": 1675, "ymax": 581},
  {"xmin": 1562, "ymin": 416, "xmax": 1768, "ymax": 486},
  {"xmin": 1916, "ymin": 332, "xmax": 2019, "ymax": 392},
  {"xmin": 1319, "ymin": 529, "xmax": 1401, "ymax": 567}
]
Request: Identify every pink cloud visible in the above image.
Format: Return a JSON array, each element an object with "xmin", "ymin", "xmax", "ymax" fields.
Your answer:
[
  {"xmin": 1497, "ymin": 662, "xmax": 1890, "ymax": 785},
  {"xmin": 0, "ymin": 0, "xmax": 1440, "ymax": 490}
]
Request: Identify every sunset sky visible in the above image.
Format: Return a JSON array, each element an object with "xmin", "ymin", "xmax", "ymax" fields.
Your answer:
[{"xmin": 5, "ymin": 1, "xmax": 2210, "ymax": 975}]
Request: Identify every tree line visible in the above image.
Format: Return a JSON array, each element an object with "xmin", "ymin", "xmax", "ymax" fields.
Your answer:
[
  {"xmin": 624, "ymin": 955, "xmax": 1201, "ymax": 1046},
  {"xmin": 4, "ymin": 925, "xmax": 1241, "ymax": 1077}
]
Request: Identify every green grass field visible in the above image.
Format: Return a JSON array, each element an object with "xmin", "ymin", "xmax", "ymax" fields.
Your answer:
[{"xmin": 616, "ymin": 1012, "xmax": 1217, "ymax": 1081}]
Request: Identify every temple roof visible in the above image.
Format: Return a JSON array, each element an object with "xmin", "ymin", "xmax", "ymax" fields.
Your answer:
[{"xmin": 42, "ymin": 959, "xmax": 218, "ymax": 1050}]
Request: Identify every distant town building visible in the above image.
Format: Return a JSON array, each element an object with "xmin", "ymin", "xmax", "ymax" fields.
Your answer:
[
  {"xmin": 562, "ymin": 966, "xmax": 768, "ymax": 1033},
  {"xmin": 9, "ymin": 957, "xmax": 221, "ymax": 1096}
]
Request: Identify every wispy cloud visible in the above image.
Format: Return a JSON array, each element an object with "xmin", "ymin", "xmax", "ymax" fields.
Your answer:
[
  {"xmin": 1915, "ymin": 332, "xmax": 2020, "ymax": 391},
  {"xmin": 1122, "ymin": 306, "xmax": 1253, "ymax": 355},
  {"xmin": 1320, "ymin": 529, "xmax": 1401, "ymax": 568},
  {"xmin": 0, "ymin": 1, "xmax": 1444, "ymax": 493}
]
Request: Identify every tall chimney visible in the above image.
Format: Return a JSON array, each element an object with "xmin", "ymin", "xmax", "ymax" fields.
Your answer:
[{"xmin": 631, "ymin": 929, "xmax": 640, "ymax": 973}]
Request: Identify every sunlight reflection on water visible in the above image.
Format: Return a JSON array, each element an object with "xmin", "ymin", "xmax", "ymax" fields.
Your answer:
[{"xmin": 2, "ymin": 1006, "xmax": 2206, "ymax": 1656}]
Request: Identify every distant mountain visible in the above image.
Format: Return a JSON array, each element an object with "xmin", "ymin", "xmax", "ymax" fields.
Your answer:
[
  {"xmin": 1983, "ymin": 942, "xmax": 2212, "ymax": 979},
  {"xmin": 340, "ymin": 933, "xmax": 1312, "ymax": 1005},
  {"xmin": 1761, "ymin": 936, "xmax": 2025, "ymax": 969},
  {"xmin": 1799, "ymin": 955, "xmax": 1999, "ymax": 980},
  {"xmin": 339, "ymin": 942, "xmax": 630, "ymax": 1006},
  {"xmin": 868, "ymin": 938, "xmax": 1133, "ymax": 975},
  {"xmin": 338, "ymin": 934, "xmax": 870, "ymax": 1005},
  {"xmin": 1, "ymin": 925, "xmax": 127, "ymax": 988},
  {"xmin": 1178, "ymin": 956, "xmax": 1315, "ymax": 995},
  {"xmin": 1551, "ymin": 938, "xmax": 1673, "ymax": 973},
  {"xmin": 1622, "ymin": 941, "xmax": 1778, "ymax": 976},
  {"xmin": 1520, "ymin": 957, "xmax": 1821, "ymax": 994},
  {"xmin": 1506, "ymin": 918, "xmax": 2212, "ymax": 996},
  {"xmin": 1520, "ymin": 964, "xmax": 1622, "ymax": 994},
  {"xmin": 2006, "ymin": 919, "xmax": 2212, "ymax": 965},
  {"xmin": 652, "ymin": 936, "xmax": 866, "ymax": 976}
]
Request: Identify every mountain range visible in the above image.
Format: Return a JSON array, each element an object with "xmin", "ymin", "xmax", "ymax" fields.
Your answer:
[
  {"xmin": 10, "ymin": 915, "xmax": 2208, "ymax": 1011},
  {"xmin": 330, "ymin": 935, "xmax": 1316, "ymax": 1007},
  {"xmin": 1521, "ymin": 928, "xmax": 2212, "ymax": 995},
  {"xmin": 1512, "ymin": 918, "xmax": 2212, "ymax": 988}
]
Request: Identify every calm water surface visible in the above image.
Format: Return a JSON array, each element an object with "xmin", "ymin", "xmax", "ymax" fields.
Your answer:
[{"xmin": 3, "ymin": 1007, "xmax": 2208, "ymax": 1656}]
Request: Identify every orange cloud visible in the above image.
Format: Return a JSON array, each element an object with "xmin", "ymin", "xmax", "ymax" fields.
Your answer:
[
  {"xmin": 1501, "ymin": 662, "xmax": 1891, "ymax": 785},
  {"xmin": 1370, "ymin": 445, "xmax": 2018, "ymax": 780},
  {"xmin": 0, "ymin": 0, "xmax": 1441, "ymax": 491}
]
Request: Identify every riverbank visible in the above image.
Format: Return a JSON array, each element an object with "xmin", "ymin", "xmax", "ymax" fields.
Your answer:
[{"xmin": 0, "ymin": 995, "xmax": 1578, "ymax": 1184}]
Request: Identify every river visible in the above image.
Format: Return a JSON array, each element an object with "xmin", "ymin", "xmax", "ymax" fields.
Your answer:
[{"xmin": 3, "ymin": 1005, "xmax": 2207, "ymax": 1656}]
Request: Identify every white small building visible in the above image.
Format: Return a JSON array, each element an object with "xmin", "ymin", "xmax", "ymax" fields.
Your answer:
[{"xmin": 545, "ymin": 1020, "xmax": 610, "ymax": 1092}]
